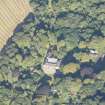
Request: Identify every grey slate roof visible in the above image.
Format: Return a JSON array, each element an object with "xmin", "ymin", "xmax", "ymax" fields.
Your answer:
[{"xmin": 36, "ymin": 84, "xmax": 51, "ymax": 96}]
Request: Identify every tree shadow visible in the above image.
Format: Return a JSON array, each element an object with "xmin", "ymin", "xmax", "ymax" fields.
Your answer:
[
  {"xmin": 38, "ymin": 75, "xmax": 51, "ymax": 85},
  {"xmin": 13, "ymin": 12, "xmax": 35, "ymax": 33},
  {"xmin": 61, "ymin": 45, "xmax": 105, "ymax": 80},
  {"xmin": 93, "ymin": 56, "xmax": 105, "ymax": 74},
  {"xmin": 61, "ymin": 47, "xmax": 80, "ymax": 66}
]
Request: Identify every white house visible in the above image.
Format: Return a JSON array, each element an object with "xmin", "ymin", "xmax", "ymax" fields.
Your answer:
[
  {"xmin": 90, "ymin": 49, "xmax": 98, "ymax": 54},
  {"xmin": 47, "ymin": 57, "xmax": 58, "ymax": 64},
  {"xmin": 42, "ymin": 57, "xmax": 61, "ymax": 75},
  {"xmin": 42, "ymin": 45, "xmax": 61, "ymax": 75}
]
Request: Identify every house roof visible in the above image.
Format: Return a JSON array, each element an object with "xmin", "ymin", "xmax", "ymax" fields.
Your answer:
[
  {"xmin": 90, "ymin": 50, "xmax": 98, "ymax": 54},
  {"xmin": 36, "ymin": 84, "xmax": 51, "ymax": 96},
  {"xmin": 47, "ymin": 57, "xmax": 58, "ymax": 64}
]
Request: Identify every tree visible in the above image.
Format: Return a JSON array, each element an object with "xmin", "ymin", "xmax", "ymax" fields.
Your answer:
[
  {"xmin": 0, "ymin": 0, "xmax": 105, "ymax": 104},
  {"xmin": 79, "ymin": 84, "xmax": 97, "ymax": 99},
  {"xmin": 62, "ymin": 63, "xmax": 80, "ymax": 74},
  {"xmin": 10, "ymin": 96, "xmax": 31, "ymax": 105},
  {"xmin": 96, "ymin": 70, "xmax": 105, "ymax": 81},
  {"xmin": 15, "ymin": 37, "xmax": 32, "ymax": 49}
]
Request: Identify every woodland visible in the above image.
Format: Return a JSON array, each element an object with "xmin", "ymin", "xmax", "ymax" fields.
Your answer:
[{"xmin": 0, "ymin": 0, "xmax": 105, "ymax": 105}]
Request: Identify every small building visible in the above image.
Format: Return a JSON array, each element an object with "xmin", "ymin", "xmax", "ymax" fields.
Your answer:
[
  {"xmin": 47, "ymin": 57, "xmax": 58, "ymax": 64},
  {"xmin": 32, "ymin": 84, "xmax": 52, "ymax": 103},
  {"xmin": 35, "ymin": 84, "xmax": 51, "ymax": 96},
  {"xmin": 90, "ymin": 49, "xmax": 98, "ymax": 54},
  {"xmin": 42, "ymin": 57, "xmax": 61, "ymax": 75},
  {"xmin": 42, "ymin": 45, "xmax": 61, "ymax": 75}
]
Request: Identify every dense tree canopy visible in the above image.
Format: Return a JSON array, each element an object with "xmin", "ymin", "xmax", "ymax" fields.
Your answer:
[{"xmin": 0, "ymin": 0, "xmax": 105, "ymax": 104}]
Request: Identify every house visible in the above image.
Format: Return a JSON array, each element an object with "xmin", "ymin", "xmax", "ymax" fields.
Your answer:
[
  {"xmin": 35, "ymin": 84, "xmax": 51, "ymax": 96},
  {"xmin": 42, "ymin": 57, "xmax": 61, "ymax": 75},
  {"xmin": 32, "ymin": 84, "xmax": 52, "ymax": 103},
  {"xmin": 47, "ymin": 57, "xmax": 58, "ymax": 64},
  {"xmin": 90, "ymin": 49, "xmax": 98, "ymax": 54},
  {"xmin": 42, "ymin": 45, "xmax": 61, "ymax": 75}
]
